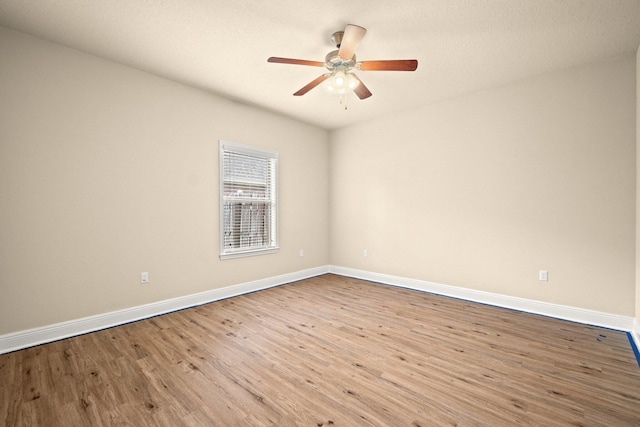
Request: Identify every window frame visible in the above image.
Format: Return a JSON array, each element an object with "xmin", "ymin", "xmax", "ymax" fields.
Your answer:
[{"xmin": 219, "ymin": 140, "xmax": 279, "ymax": 260}]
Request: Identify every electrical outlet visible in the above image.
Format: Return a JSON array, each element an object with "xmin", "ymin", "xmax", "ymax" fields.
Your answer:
[
  {"xmin": 299, "ymin": 249, "xmax": 304, "ymax": 257},
  {"xmin": 141, "ymin": 272, "xmax": 149, "ymax": 284},
  {"xmin": 363, "ymin": 250, "xmax": 368, "ymax": 257},
  {"xmin": 538, "ymin": 270, "xmax": 548, "ymax": 281}
]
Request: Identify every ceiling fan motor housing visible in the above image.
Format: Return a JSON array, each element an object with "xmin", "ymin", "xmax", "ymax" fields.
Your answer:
[{"xmin": 324, "ymin": 50, "xmax": 356, "ymax": 71}]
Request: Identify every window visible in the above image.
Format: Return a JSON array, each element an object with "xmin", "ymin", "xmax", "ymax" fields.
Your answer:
[{"xmin": 219, "ymin": 140, "xmax": 278, "ymax": 259}]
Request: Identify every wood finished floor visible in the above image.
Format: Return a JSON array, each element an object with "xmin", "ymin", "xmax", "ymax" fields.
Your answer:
[{"xmin": 1, "ymin": 274, "xmax": 639, "ymax": 426}]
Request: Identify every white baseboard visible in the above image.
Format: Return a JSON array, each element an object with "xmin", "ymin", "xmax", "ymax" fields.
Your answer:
[
  {"xmin": 1, "ymin": 265, "xmax": 635, "ymax": 355},
  {"xmin": 633, "ymin": 318, "xmax": 640, "ymax": 352},
  {"xmin": 329, "ymin": 266, "xmax": 635, "ymax": 332},
  {"xmin": 0, "ymin": 266, "xmax": 329, "ymax": 355}
]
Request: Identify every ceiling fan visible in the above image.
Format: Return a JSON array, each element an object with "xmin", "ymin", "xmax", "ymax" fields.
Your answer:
[{"xmin": 267, "ymin": 24, "xmax": 418, "ymax": 105}]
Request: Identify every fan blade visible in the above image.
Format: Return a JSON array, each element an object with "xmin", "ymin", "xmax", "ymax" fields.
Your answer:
[
  {"xmin": 352, "ymin": 74, "xmax": 372, "ymax": 99},
  {"xmin": 293, "ymin": 74, "xmax": 331, "ymax": 96},
  {"xmin": 338, "ymin": 24, "xmax": 366, "ymax": 60},
  {"xmin": 268, "ymin": 57, "xmax": 324, "ymax": 67},
  {"xmin": 359, "ymin": 59, "xmax": 418, "ymax": 71}
]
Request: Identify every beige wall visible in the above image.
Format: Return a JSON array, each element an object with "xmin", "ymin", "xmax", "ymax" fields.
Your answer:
[
  {"xmin": 0, "ymin": 27, "xmax": 330, "ymax": 335},
  {"xmin": 1, "ymin": 25, "xmax": 637, "ymax": 338},
  {"xmin": 636, "ymin": 44, "xmax": 640, "ymax": 325},
  {"xmin": 330, "ymin": 55, "xmax": 636, "ymax": 316}
]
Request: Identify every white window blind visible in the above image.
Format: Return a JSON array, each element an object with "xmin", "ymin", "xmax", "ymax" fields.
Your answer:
[{"xmin": 219, "ymin": 140, "xmax": 278, "ymax": 259}]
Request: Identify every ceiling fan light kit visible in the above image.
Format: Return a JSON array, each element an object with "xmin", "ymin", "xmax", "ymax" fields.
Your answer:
[{"xmin": 267, "ymin": 24, "xmax": 418, "ymax": 109}]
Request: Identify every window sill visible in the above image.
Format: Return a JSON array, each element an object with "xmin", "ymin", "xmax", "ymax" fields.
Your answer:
[{"xmin": 219, "ymin": 247, "xmax": 279, "ymax": 260}]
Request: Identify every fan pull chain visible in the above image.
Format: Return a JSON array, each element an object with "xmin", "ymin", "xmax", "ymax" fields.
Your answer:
[{"xmin": 339, "ymin": 93, "xmax": 348, "ymax": 110}]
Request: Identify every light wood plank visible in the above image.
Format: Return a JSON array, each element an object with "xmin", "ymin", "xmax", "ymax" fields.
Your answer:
[{"xmin": 1, "ymin": 274, "xmax": 639, "ymax": 426}]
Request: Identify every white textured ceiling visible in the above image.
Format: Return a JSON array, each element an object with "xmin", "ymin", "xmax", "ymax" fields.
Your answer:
[{"xmin": 1, "ymin": 0, "xmax": 639, "ymax": 130}]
